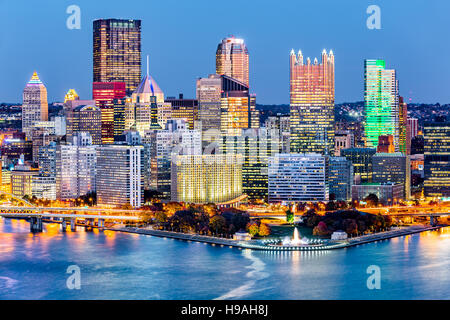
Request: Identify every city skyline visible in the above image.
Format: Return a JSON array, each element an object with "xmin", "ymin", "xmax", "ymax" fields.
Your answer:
[{"xmin": 2, "ymin": 0, "xmax": 450, "ymax": 104}]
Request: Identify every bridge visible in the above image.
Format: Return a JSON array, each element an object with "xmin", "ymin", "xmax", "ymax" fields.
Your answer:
[
  {"xmin": 0, "ymin": 192, "xmax": 143, "ymax": 232},
  {"xmin": 0, "ymin": 211, "xmax": 141, "ymax": 232}
]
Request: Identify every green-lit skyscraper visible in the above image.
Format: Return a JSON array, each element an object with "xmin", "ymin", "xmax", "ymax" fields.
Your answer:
[{"xmin": 364, "ymin": 59, "xmax": 399, "ymax": 150}]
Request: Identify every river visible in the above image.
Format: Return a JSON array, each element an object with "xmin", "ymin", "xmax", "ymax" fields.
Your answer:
[{"xmin": 0, "ymin": 218, "xmax": 448, "ymax": 299}]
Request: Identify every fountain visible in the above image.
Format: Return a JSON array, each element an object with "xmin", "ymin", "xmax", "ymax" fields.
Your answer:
[{"xmin": 281, "ymin": 227, "xmax": 310, "ymax": 246}]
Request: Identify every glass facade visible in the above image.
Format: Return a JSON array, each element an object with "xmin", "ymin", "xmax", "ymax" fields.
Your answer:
[
  {"xmin": 93, "ymin": 19, "xmax": 141, "ymax": 95},
  {"xmin": 216, "ymin": 37, "xmax": 249, "ymax": 87},
  {"xmin": 424, "ymin": 121, "xmax": 450, "ymax": 198},
  {"xmin": 364, "ymin": 59, "xmax": 399, "ymax": 150},
  {"xmin": 289, "ymin": 50, "xmax": 335, "ymax": 155}
]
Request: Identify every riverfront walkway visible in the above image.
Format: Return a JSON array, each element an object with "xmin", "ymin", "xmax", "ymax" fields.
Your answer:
[{"xmin": 109, "ymin": 224, "xmax": 444, "ymax": 251}]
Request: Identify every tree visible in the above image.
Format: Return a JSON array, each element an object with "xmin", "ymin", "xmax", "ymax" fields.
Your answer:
[
  {"xmin": 285, "ymin": 209, "xmax": 294, "ymax": 224},
  {"xmin": 259, "ymin": 223, "xmax": 271, "ymax": 237},
  {"xmin": 364, "ymin": 194, "xmax": 379, "ymax": 207},
  {"xmin": 246, "ymin": 221, "xmax": 260, "ymax": 237},
  {"xmin": 313, "ymin": 221, "xmax": 329, "ymax": 236},
  {"xmin": 209, "ymin": 215, "xmax": 226, "ymax": 235},
  {"xmin": 154, "ymin": 211, "xmax": 168, "ymax": 227}
]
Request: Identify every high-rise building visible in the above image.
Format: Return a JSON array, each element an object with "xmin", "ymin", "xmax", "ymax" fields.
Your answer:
[
  {"xmin": 11, "ymin": 164, "xmax": 39, "ymax": 198},
  {"xmin": 407, "ymin": 118, "xmax": 419, "ymax": 140},
  {"xmin": 196, "ymin": 74, "xmax": 222, "ymax": 134},
  {"xmin": 96, "ymin": 144, "xmax": 143, "ymax": 208},
  {"xmin": 22, "ymin": 72, "xmax": 48, "ymax": 139},
  {"xmin": 165, "ymin": 94, "xmax": 199, "ymax": 130},
  {"xmin": 56, "ymin": 133, "xmax": 97, "ymax": 200},
  {"xmin": 341, "ymin": 148, "xmax": 376, "ymax": 184},
  {"xmin": 66, "ymin": 104, "xmax": 102, "ymax": 145},
  {"xmin": 31, "ymin": 121, "xmax": 59, "ymax": 163},
  {"xmin": 38, "ymin": 141, "xmax": 57, "ymax": 177},
  {"xmin": 93, "ymin": 19, "xmax": 141, "ymax": 94},
  {"xmin": 364, "ymin": 59, "xmax": 399, "ymax": 150},
  {"xmin": 424, "ymin": 121, "xmax": 450, "ymax": 198},
  {"xmin": 220, "ymin": 76, "xmax": 258, "ymax": 136},
  {"xmin": 329, "ymin": 157, "xmax": 353, "ymax": 201},
  {"xmin": 265, "ymin": 115, "xmax": 291, "ymax": 153},
  {"xmin": 372, "ymin": 152, "xmax": 410, "ymax": 199},
  {"xmin": 268, "ymin": 153, "xmax": 329, "ymax": 203},
  {"xmin": 351, "ymin": 183, "xmax": 403, "ymax": 206},
  {"xmin": 64, "ymin": 89, "xmax": 79, "ymax": 103},
  {"xmin": 93, "ymin": 82, "xmax": 126, "ymax": 144},
  {"xmin": 398, "ymin": 96, "xmax": 410, "ymax": 155},
  {"xmin": 216, "ymin": 36, "xmax": 249, "ymax": 87},
  {"xmin": 221, "ymin": 128, "xmax": 282, "ymax": 201},
  {"xmin": 32, "ymin": 175, "xmax": 56, "ymax": 200},
  {"xmin": 171, "ymin": 154, "xmax": 243, "ymax": 204},
  {"xmin": 334, "ymin": 130, "xmax": 354, "ymax": 156},
  {"xmin": 145, "ymin": 120, "xmax": 201, "ymax": 199},
  {"xmin": 290, "ymin": 49, "xmax": 335, "ymax": 155}
]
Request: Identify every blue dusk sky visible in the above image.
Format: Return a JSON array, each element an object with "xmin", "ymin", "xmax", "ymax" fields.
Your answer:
[{"xmin": 0, "ymin": 0, "xmax": 448, "ymax": 104}]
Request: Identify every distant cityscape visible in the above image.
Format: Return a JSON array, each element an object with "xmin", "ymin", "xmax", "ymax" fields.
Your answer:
[{"xmin": 0, "ymin": 17, "xmax": 449, "ymax": 238}]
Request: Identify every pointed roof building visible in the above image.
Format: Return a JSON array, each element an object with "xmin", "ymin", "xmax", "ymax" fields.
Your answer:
[{"xmin": 131, "ymin": 56, "xmax": 164, "ymax": 104}]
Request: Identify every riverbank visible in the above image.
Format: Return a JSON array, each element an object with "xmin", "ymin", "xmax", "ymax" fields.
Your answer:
[{"xmin": 108, "ymin": 224, "xmax": 444, "ymax": 251}]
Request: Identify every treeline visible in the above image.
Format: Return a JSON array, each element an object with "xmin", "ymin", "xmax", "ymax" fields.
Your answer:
[
  {"xmin": 140, "ymin": 203, "xmax": 271, "ymax": 237},
  {"xmin": 302, "ymin": 209, "xmax": 392, "ymax": 237}
]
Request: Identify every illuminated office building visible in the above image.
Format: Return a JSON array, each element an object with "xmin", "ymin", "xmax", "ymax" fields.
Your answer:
[
  {"xmin": 398, "ymin": 96, "xmax": 410, "ymax": 155},
  {"xmin": 329, "ymin": 157, "xmax": 353, "ymax": 201},
  {"xmin": 145, "ymin": 120, "xmax": 201, "ymax": 199},
  {"xmin": 93, "ymin": 82, "xmax": 126, "ymax": 144},
  {"xmin": 220, "ymin": 76, "xmax": 258, "ymax": 136},
  {"xmin": 171, "ymin": 154, "xmax": 243, "ymax": 204},
  {"xmin": 11, "ymin": 164, "xmax": 39, "ymax": 198},
  {"xmin": 216, "ymin": 36, "xmax": 249, "ymax": 87},
  {"xmin": 22, "ymin": 72, "xmax": 48, "ymax": 139},
  {"xmin": 96, "ymin": 145, "xmax": 143, "ymax": 208},
  {"xmin": 265, "ymin": 115, "xmax": 291, "ymax": 153},
  {"xmin": 364, "ymin": 59, "xmax": 399, "ymax": 150},
  {"xmin": 56, "ymin": 133, "xmax": 97, "ymax": 200},
  {"xmin": 372, "ymin": 152, "xmax": 410, "ymax": 200},
  {"xmin": 424, "ymin": 121, "xmax": 450, "ymax": 198},
  {"xmin": 408, "ymin": 118, "xmax": 419, "ymax": 139},
  {"xmin": 290, "ymin": 49, "xmax": 335, "ymax": 155},
  {"xmin": 38, "ymin": 141, "xmax": 57, "ymax": 177},
  {"xmin": 66, "ymin": 104, "xmax": 102, "ymax": 145},
  {"xmin": 113, "ymin": 97, "xmax": 128, "ymax": 140},
  {"xmin": 268, "ymin": 153, "xmax": 329, "ymax": 203},
  {"xmin": 165, "ymin": 94, "xmax": 199, "ymax": 130},
  {"xmin": 64, "ymin": 89, "xmax": 79, "ymax": 103},
  {"xmin": 334, "ymin": 130, "xmax": 354, "ymax": 156},
  {"xmin": 0, "ymin": 134, "xmax": 33, "ymax": 162},
  {"xmin": 196, "ymin": 74, "xmax": 222, "ymax": 133},
  {"xmin": 31, "ymin": 121, "xmax": 58, "ymax": 163},
  {"xmin": 93, "ymin": 19, "xmax": 141, "ymax": 94},
  {"xmin": 341, "ymin": 148, "xmax": 376, "ymax": 184},
  {"xmin": 221, "ymin": 128, "xmax": 282, "ymax": 201},
  {"xmin": 32, "ymin": 175, "xmax": 56, "ymax": 200}
]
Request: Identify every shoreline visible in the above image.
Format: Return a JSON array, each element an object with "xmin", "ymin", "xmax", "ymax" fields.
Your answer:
[{"xmin": 107, "ymin": 224, "xmax": 445, "ymax": 251}]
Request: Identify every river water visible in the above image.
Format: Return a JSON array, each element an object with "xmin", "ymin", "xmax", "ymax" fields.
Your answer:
[{"xmin": 0, "ymin": 218, "xmax": 448, "ymax": 299}]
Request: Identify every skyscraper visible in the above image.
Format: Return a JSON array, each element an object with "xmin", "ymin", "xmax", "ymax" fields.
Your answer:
[
  {"xmin": 22, "ymin": 72, "xmax": 48, "ymax": 139},
  {"xmin": 96, "ymin": 145, "xmax": 143, "ymax": 208},
  {"xmin": 220, "ymin": 76, "xmax": 258, "ymax": 136},
  {"xmin": 398, "ymin": 96, "xmax": 410, "ymax": 155},
  {"xmin": 93, "ymin": 82, "xmax": 126, "ymax": 144},
  {"xmin": 216, "ymin": 36, "xmax": 249, "ymax": 86},
  {"xmin": 93, "ymin": 19, "xmax": 141, "ymax": 94},
  {"xmin": 424, "ymin": 120, "xmax": 450, "ymax": 198},
  {"xmin": 196, "ymin": 74, "xmax": 222, "ymax": 133},
  {"xmin": 364, "ymin": 59, "xmax": 399, "ymax": 150},
  {"xmin": 289, "ymin": 49, "xmax": 335, "ymax": 155}
]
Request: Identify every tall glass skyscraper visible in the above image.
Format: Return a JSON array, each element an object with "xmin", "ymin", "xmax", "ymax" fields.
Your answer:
[
  {"xmin": 364, "ymin": 59, "xmax": 399, "ymax": 150},
  {"xmin": 93, "ymin": 19, "xmax": 141, "ymax": 95},
  {"xmin": 216, "ymin": 37, "xmax": 249, "ymax": 87},
  {"xmin": 22, "ymin": 72, "xmax": 48, "ymax": 139},
  {"xmin": 289, "ymin": 49, "xmax": 335, "ymax": 155}
]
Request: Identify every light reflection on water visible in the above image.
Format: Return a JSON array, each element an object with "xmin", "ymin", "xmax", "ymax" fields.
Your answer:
[{"xmin": 0, "ymin": 217, "xmax": 449, "ymax": 300}]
